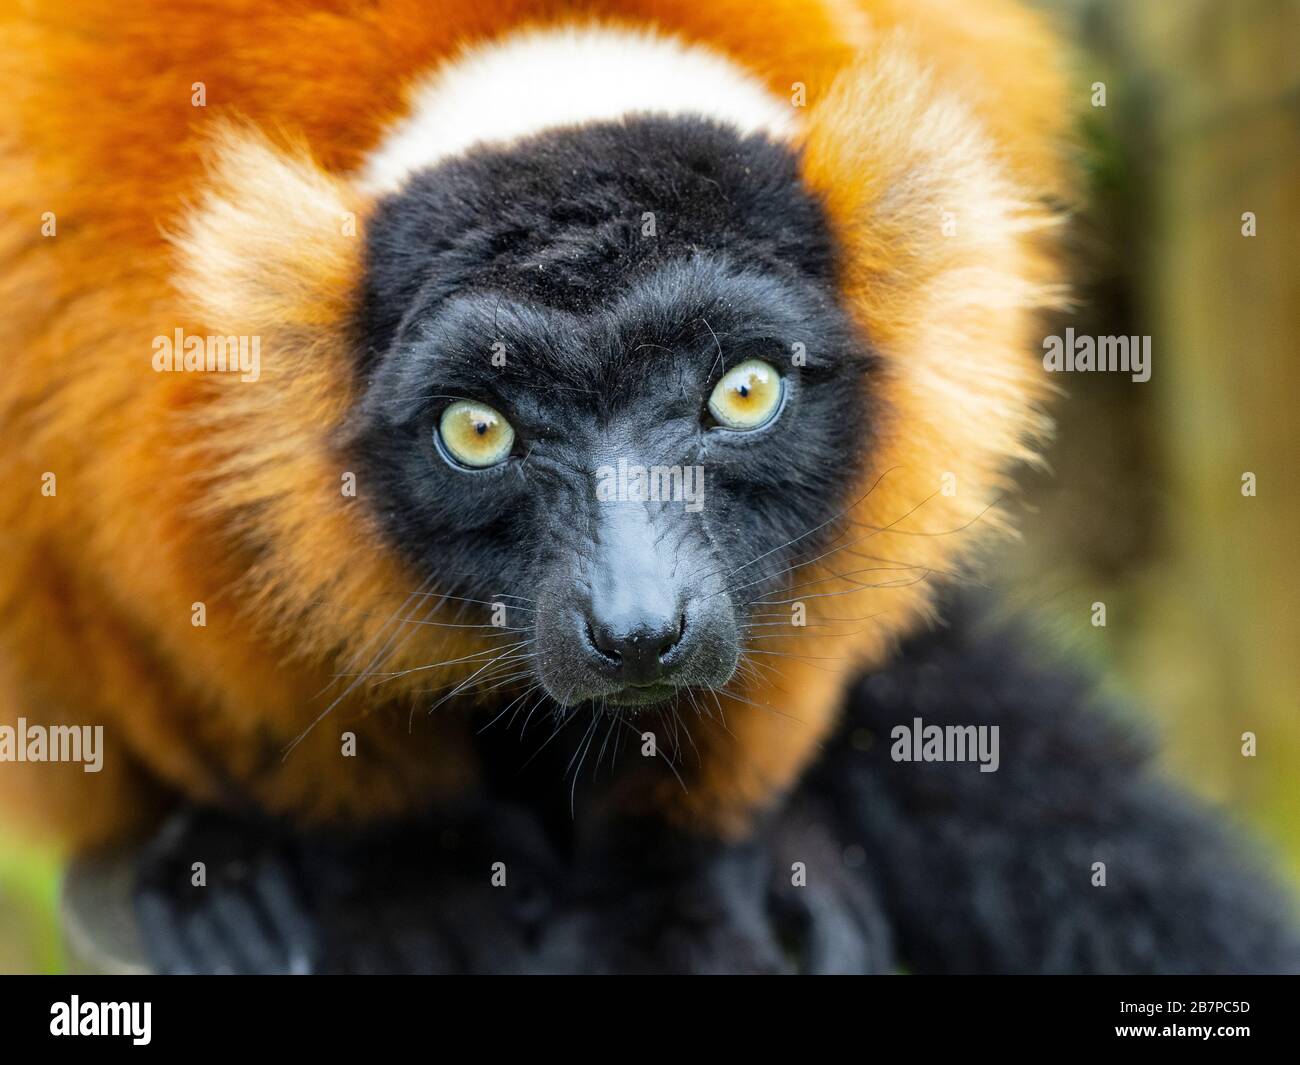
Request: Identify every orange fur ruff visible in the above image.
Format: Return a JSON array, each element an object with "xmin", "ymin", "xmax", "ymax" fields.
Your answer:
[{"xmin": 0, "ymin": 0, "xmax": 1069, "ymax": 846}]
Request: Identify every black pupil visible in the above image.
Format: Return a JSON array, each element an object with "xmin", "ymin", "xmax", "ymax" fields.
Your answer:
[
  {"xmin": 737, "ymin": 384, "xmax": 750, "ymax": 398},
  {"xmin": 474, "ymin": 421, "xmax": 489, "ymax": 435}
]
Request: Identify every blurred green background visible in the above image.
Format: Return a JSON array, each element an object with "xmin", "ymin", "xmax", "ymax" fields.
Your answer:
[
  {"xmin": 1, "ymin": 0, "xmax": 1297, "ymax": 971},
  {"xmin": 998, "ymin": 0, "xmax": 1299, "ymax": 890}
]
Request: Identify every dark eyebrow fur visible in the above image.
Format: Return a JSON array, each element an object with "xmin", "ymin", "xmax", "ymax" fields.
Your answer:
[{"xmin": 363, "ymin": 254, "xmax": 871, "ymax": 429}]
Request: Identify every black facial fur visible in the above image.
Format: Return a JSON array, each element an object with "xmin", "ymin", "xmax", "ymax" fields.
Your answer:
[{"xmin": 349, "ymin": 115, "xmax": 875, "ymax": 712}]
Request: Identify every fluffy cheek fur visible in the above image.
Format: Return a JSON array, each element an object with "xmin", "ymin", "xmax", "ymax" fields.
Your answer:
[{"xmin": 165, "ymin": 129, "xmax": 490, "ymax": 819}]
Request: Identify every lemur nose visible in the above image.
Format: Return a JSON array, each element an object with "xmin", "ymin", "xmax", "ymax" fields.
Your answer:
[{"xmin": 586, "ymin": 610, "xmax": 686, "ymax": 685}]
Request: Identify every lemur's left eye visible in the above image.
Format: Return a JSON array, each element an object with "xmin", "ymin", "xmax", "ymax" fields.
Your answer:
[
  {"xmin": 707, "ymin": 359, "xmax": 784, "ymax": 430},
  {"xmin": 437, "ymin": 400, "xmax": 515, "ymax": 468}
]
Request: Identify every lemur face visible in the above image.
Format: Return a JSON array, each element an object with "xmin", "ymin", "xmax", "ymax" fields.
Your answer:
[{"xmin": 351, "ymin": 117, "xmax": 874, "ymax": 710}]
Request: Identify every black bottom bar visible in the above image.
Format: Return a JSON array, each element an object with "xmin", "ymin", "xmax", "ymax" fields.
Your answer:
[{"xmin": 2, "ymin": 974, "xmax": 1294, "ymax": 1052}]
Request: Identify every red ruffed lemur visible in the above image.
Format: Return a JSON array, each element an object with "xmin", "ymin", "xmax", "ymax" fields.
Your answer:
[{"xmin": 1, "ymin": 0, "xmax": 1296, "ymax": 973}]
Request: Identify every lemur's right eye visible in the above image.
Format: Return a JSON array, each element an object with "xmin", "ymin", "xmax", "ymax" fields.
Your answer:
[
  {"xmin": 436, "ymin": 400, "xmax": 515, "ymax": 469},
  {"xmin": 707, "ymin": 359, "xmax": 784, "ymax": 430}
]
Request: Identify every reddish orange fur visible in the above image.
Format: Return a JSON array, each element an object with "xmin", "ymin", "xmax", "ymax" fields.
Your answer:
[{"xmin": 0, "ymin": 0, "xmax": 1069, "ymax": 847}]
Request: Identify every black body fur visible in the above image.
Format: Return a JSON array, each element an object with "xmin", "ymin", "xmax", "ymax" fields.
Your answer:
[{"xmin": 810, "ymin": 592, "xmax": 1300, "ymax": 974}]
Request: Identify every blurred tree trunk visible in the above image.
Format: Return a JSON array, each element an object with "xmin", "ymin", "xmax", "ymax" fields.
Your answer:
[
  {"xmin": 1025, "ymin": 0, "xmax": 1300, "ymax": 874},
  {"xmin": 1121, "ymin": 0, "xmax": 1299, "ymax": 870}
]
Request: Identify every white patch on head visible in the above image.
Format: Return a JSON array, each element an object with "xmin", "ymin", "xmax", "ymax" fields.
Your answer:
[{"xmin": 359, "ymin": 23, "xmax": 798, "ymax": 195}]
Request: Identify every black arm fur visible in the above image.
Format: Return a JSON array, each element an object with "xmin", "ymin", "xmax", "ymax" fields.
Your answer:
[{"xmin": 806, "ymin": 592, "xmax": 1300, "ymax": 974}]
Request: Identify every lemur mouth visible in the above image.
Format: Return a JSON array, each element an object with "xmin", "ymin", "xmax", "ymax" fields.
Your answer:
[{"xmin": 603, "ymin": 683, "xmax": 681, "ymax": 709}]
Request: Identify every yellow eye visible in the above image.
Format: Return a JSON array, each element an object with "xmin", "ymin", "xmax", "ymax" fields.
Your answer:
[
  {"xmin": 707, "ymin": 359, "xmax": 783, "ymax": 430},
  {"xmin": 437, "ymin": 400, "xmax": 515, "ymax": 468}
]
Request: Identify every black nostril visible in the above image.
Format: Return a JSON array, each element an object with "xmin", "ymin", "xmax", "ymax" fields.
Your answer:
[
  {"xmin": 658, "ymin": 613, "xmax": 687, "ymax": 661},
  {"xmin": 586, "ymin": 619, "xmax": 622, "ymax": 664}
]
